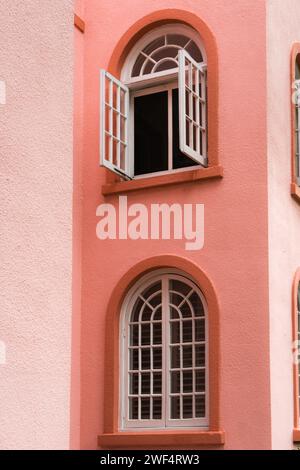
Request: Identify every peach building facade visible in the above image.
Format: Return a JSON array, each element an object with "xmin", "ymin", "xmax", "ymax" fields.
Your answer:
[{"xmin": 1, "ymin": 0, "xmax": 300, "ymax": 450}]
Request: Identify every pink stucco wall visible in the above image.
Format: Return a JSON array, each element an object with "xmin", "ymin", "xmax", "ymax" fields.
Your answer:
[
  {"xmin": 0, "ymin": 1, "xmax": 74, "ymax": 449},
  {"xmin": 77, "ymin": 0, "xmax": 271, "ymax": 449},
  {"xmin": 267, "ymin": 0, "xmax": 300, "ymax": 450}
]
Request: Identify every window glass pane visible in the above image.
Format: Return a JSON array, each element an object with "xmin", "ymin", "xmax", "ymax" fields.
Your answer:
[
  {"xmin": 129, "ymin": 397, "xmax": 139, "ymax": 419},
  {"xmin": 142, "ymin": 36, "xmax": 165, "ymax": 56},
  {"xmin": 152, "ymin": 397, "xmax": 162, "ymax": 419},
  {"xmin": 170, "ymin": 396, "xmax": 181, "ymax": 419},
  {"xmin": 172, "ymin": 88, "xmax": 199, "ymax": 169},
  {"xmin": 182, "ymin": 371, "xmax": 193, "ymax": 393},
  {"xmin": 182, "ymin": 345, "xmax": 193, "ymax": 368},
  {"xmin": 189, "ymin": 291, "xmax": 205, "ymax": 317},
  {"xmin": 170, "ymin": 279, "xmax": 192, "ymax": 297},
  {"xmin": 155, "ymin": 59, "xmax": 178, "ymax": 72},
  {"xmin": 195, "ymin": 319, "xmax": 205, "ymax": 342},
  {"xmin": 195, "ymin": 395, "xmax": 205, "ymax": 418},
  {"xmin": 171, "ymin": 346, "xmax": 181, "ymax": 369},
  {"xmin": 182, "ymin": 320, "xmax": 193, "ymax": 343},
  {"xmin": 171, "ymin": 371, "xmax": 181, "ymax": 393},
  {"xmin": 141, "ymin": 305, "xmax": 152, "ymax": 322},
  {"xmin": 152, "ymin": 323, "xmax": 162, "ymax": 345},
  {"xmin": 170, "ymin": 306, "xmax": 180, "ymax": 320},
  {"xmin": 152, "ymin": 47, "xmax": 178, "ymax": 62},
  {"xmin": 180, "ymin": 301, "xmax": 193, "ymax": 318},
  {"xmin": 134, "ymin": 91, "xmax": 168, "ymax": 175},
  {"xmin": 185, "ymin": 40, "xmax": 203, "ymax": 63},
  {"xmin": 149, "ymin": 293, "xmax": 161, "ymax": 309},
  {"xmin": 141, "ymin": 397, "xmax": 151, "ymax": 419},
  {"xmin": 195, "ymin": 344, "xmax": 205, "ymax": 367},
  {"xmin": 130, "ymin": 324, "xmax": 139, "ymax": 346},
  {"xmin": 167, "ymin": 34, "xmax": 190, "ymax": 48},
  {"xmin": 195, "ymin": 370, "xmax": 205, "ymax": 392},
  {"xmin": 129, "ymin": 373, "xmax": 139, "ymax": 395},
  {"xmin": 170, "ymin": 292, "xmax": 184, "ymax": 308},
  {"xmin": 141, "ymin": 323, "xmax": 151, "ymax": 345},
  {"xmin": 141, "ymin": 348, "xmax": 151, "ymax": 370},
  {"xmin": 142, "ymin": 281, "xmax": 161, "ymax": 300},
  {"xmin": 129, "ymin": 348, "xmax": 139, "ymax": 370},
  {"xmin": 153, "ymin": 372, "xmax": 162, "ymax": 394},
  {"xmin": 132, "ymin": 53, "xmax": 145, "ymax": 77},
  {"xmin": 131, "ymin": 297, "xmax": 144, "ymax": 322},
  {"xmin": 141, "ymin": 373, "xmax": 151, "ymax": 394},
  {"xmin": 182, "ymin": 396, "xmax": 193, "ymax": 418},
  {"xmin": 170, "ymin": 321, "xmax": 180, "ymax": 344},
  {"xmin": 153, "ymin": 347, "xmax": 162, "ymax": 369},
  {"xmin": 153, "ymin": 306, "xmax": 162, "ymax": 321}
]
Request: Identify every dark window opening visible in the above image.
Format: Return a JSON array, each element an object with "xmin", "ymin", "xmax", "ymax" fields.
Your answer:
[
  {"xmin": 134, "ymin": 88, "xmax": 199, "ymax": 176},
  {"xmin": 134, "ymin": 91, "xmax": 168, "ymax": 175}
]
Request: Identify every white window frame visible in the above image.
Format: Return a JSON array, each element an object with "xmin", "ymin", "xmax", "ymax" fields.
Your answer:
[
  {"xmin": 120, "ymin": 269, "xmax": 209, "ymax": 431},
  {"xmin": 100, "ymin": 24, "xmax": 208, "ymax": 179},
  {"xmin": 178, "ymin": 49, "xmax": 208, "ymax": 166}
]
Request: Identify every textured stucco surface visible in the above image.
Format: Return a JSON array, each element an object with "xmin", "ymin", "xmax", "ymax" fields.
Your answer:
[
  {"xmin": 79, "ymin": 0, "xmax": 271, "ymax": 450},
  {"xmin": 0, "ymin": 1, "xmax": 74, "ymax": 449},
  {"xmin": 267, "ymin": 0, "xmax": 300, "ymax": 450}
]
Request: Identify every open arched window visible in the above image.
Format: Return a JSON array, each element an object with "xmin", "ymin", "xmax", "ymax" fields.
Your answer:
[
  {"xmin": 100, "ymin": 25, "xmax": 207, "ymax": 179},
  {"xmin": 120, "ymin": 269, "xmax": 208, "ymax": 430}
]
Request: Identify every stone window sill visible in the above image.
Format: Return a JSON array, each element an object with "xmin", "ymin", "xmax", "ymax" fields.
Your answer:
[
  {"xmin": 102, "ymin": 165, "xmax": 223, "ymax": 196},
  {"xmin": 98, "ymin": 430, "xmax": 225, "ymax": 449}
]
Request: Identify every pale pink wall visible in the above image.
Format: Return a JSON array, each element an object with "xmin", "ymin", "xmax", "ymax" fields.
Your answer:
[
  {"xmin": 0, "ymin": 1, "xmax": 74, "ymax": 449},
  {"xmin": 78, "ymin": 0, "xmax": 271, "ymax": 449},
  {"xmin": 71, "ymin": 0, "xmax": 85, "ymax": 451},
  {"xmin": 267, "ymin": 0, "xmax": 300, "ymax": 450}
]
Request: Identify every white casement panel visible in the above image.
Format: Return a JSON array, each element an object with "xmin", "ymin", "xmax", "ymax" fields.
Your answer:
[
  {"xmin": 296, "ymin": 80, "xmax": 300, "ymax": 185},
  {"xmin": 178, "ymin": 50, "xmax": 208, "ymax": 167},
  {"xmin": 100, "ymin": 70, "xmax": 132, "ymax": 179}
]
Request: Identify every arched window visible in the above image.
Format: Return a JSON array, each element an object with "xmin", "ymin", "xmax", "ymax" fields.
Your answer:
[
  {"xmin": 120, "ymin": 269, "xmax": 208, "ymax": 430},
  {"xmin": 100, "ymin": 25, "xmax": 207, "ymax": 180}
]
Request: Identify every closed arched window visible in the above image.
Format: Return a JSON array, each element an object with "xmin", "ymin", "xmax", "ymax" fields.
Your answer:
[
  {"xmin": 100, "ymin": 24, "xmax": 208, "ymax": 180},
  {"xmin": 120, "ymin": 269, "xmax": 208, "ymax": 430}
]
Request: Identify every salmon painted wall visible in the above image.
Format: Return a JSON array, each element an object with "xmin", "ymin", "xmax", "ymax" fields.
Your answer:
[
  {"xmin": 267, "ymin": 0, "xmax": 300, "ymax": 450},
  {"xmin": 0, "ymin": 1, "xmax": 74, "ymax": 449},
  {"xmin": 77, "ymin": 0, "xmax": 271, "ymax": 449}
]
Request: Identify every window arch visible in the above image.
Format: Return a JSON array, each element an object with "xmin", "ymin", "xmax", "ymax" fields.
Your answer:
[
  {"xmin": 121, "ymin": 24, "xmax": 206, "ymax": 82},
  {"xmin": 99, "ymin": 255, "xmax": 223, "ymax": 448},
  {"xmin": 120, "ymin": 269, "xmax": 208, "ymax": 430}
]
